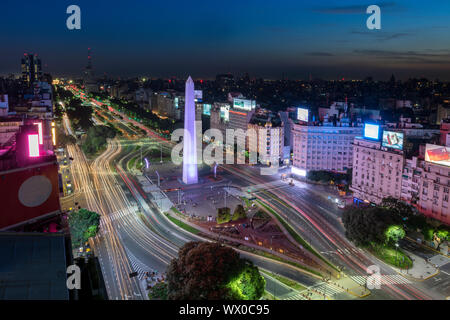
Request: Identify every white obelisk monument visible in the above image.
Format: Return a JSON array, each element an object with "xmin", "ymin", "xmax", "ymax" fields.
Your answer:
[{"xmin": 182, "ymin": 76, "xmax": 198, "ymax": 184}]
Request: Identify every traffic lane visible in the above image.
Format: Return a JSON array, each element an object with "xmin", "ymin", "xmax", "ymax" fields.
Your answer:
[
  {"xmin": 420, "ymin": 271, "xmax": 450, "ymax": 298},
  {"xmin": 93, "ymin": 235, "xmax": 123, "ymax": 300},
  {"xmin": 239, "ymin": 251, "xmax": 319, "ymax": 288},
  {"xmin": 263, "ymin": 275, "xmax": 294, "ymax": 298}
]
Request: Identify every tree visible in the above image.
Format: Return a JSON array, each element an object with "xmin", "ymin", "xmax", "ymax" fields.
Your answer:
[
  {"xmin": 232, "ymin": 204, "xmax": 246, "ymax": 221},
  {"xmin": 342, "ymin": 207, "xmax": 393, "ymax": 246},
  {"xmin": 68, "ymin": 208, "xmax": 101, "ymax": 248},
  {"xmin": 217, "ymin": 207, "xmax": 231, "ymax": 224},
  {"xmin": 380, "ymin": 197, "xmax": 413, "ymax": 223},
  {"xmin": 227, "ymin": 262, "xmax": 265, "ymax": 300},
  {"xmin": 148, "ymin": 282, "xmax": 168, "ymax": 300},
  {"xmin": 66, "ymin": 98, "xmax": 93, "ymax": 131},
  {"xmin": 166, "ymin": 242, "xmax": 265, "ymax": 300},
  {"xmin": 82, "ymin": 125, "xmax": 116, "ymax": 155},
  {"xmin": 385, "ymin": 225, "xmax": 406, "ymax": 245}
]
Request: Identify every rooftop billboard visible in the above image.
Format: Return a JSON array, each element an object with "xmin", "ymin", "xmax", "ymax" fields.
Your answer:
[
  {"xmin": 364, "ymin": 123, "xmax": 381, "ymax": 140},
  {"xmin": 382, "ymin": 131, "xmax": 404, "ymax": 150},
  {"xmin": 297, "ymin": 108, "xmax": 309, "ymax": 122},
  {"xmin": 233, "ymin": 98, "xmax": 256, "ymax": 111},
  {"xmin": 425, "ymin": 144, "xmax": 450, "ymax": 167}
]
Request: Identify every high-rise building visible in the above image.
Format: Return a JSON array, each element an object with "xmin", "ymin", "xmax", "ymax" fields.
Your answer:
[
  {"xmin": 21, "ymin": 53, "xmax": 42, "ymax": 86},
  {"xmin": 83, "ymin": 48, "xmax": 97, "ymax": 93}
]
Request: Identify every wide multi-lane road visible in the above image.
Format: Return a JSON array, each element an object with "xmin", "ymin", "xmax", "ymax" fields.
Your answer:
[{"xmin": 221, "ymin": 164, "xmax": 446, "ymax": 300}]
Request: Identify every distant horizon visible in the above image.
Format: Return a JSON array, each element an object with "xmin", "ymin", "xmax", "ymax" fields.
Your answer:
[{"xmin": 2, "ymin": 69, "xmax": 450, "ymax": 83}]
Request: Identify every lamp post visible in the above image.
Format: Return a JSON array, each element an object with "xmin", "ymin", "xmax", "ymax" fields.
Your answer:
[{"xmin": 395, "ymin": 243, "xmax": 399, "ymax": 265}]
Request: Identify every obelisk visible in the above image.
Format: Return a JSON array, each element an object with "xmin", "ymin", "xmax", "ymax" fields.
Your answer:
[{"xmin": 182, "ymin": 76, "xmax": 198, "ymax": 184}]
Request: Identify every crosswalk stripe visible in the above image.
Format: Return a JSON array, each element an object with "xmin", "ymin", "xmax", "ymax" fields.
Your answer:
[{"xmin": 350, "ymin": 274, "xmax": 411, "ymax": 287}]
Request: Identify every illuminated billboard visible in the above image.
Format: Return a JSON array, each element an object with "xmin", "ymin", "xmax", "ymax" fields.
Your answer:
[
  {"xmin": 382, "ymin": 131, "xmax": 404, "ymax": 150},
  {"xmin": 233, "ymin": 98, "xmax": 256, "ymax": 111},
  {"xmin": 297, "ymin": 108, "xmax": 309, "ymax": 122},
  {"xmin": 425, "ymin": 144, "xmax": 450, "ymax": 167},
  {"xmin": 194, "ymin": 90, "xmax": 203, "ymax": 102},
  {"xmin": 364, "ymin": 123, "xmax": 380, "ymax": 140},
  {"xmin": 203, "ymin": 104, "xmax": 211, "ymax": 116},
  {"xmin": 28, "ymin": 134, "xmax": 40, "ymax": 158},
  {"xmin": 220, "ymin": 105, "xmax": 230, "ymax": 121}
]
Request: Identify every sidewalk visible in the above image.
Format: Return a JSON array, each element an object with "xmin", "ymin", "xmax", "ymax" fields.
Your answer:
[
  {"xmin": 329, "ymin": 276, "xmax": 371, "ymax": 298},
  {"xmin": 397, "ymin": 249, "xmax": 438, "ymax": 280}
]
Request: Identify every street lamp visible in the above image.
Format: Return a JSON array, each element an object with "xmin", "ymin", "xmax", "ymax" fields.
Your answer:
[{"xmin": 395, "ymin": 243, "xmax": 399, "ymax": 265}]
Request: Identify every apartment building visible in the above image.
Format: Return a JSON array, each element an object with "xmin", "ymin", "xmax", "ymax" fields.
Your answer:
[
  {"xmin": 351, "ymin": 137, "xmax": 404, "ymax": 204},
  {"xmin": 248, "ymin": 112, "xmax": 284, "ymax": 165},
  {"xmin": 292, "ymin": 122, "xmax": 362, "ymax": 173}
]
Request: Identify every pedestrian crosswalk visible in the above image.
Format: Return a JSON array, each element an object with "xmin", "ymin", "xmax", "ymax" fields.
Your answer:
[
  {"xmin": 283, "ymin": 292, "xmax": 308, "ymax": 300},
  {"xmin": 126, "ymin": 248, "xmax": 155, "ymax": 280},
  {"xmin": 350, "ymin": 274, "xmax": 411, "ymax": 287},
  {"xmin": 106, "ymin": 209, "xmax": 134, "ymax": 222},
  {"xmin": 312, "ymin": 282, "xmax": 344, "ymax": 298}
]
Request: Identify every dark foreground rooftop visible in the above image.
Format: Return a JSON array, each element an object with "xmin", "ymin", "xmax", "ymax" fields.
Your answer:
[{"xmin": 0, "ymin": 232, "xmax": 69, "ymax": 300}]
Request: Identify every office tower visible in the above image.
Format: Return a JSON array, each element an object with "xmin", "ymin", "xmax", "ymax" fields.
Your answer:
[{"xmin": 21, "ymin": 53, "xmax": 42, "ymax": 86}]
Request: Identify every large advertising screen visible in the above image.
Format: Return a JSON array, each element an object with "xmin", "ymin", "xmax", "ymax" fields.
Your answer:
[
  {"xmin": 382, "ymin": 131, "xmax": 404, "ymax": 150},
  {"xmin": 203, "ymin": 104, "xmax": 211, "ymax": 116},
  {"xmin": 364, "ymin": 123, "xmax": 380, "ymax": 140},
  {"xmin": 297, "ymin": 108, "xmax": 309, "ymax": 122},
  {"xmin": 194, "ymin": 90, "xmax": 203, "ymax": 101},
  {"xmin": 425, "ymin": 144, "xmax": 450, "ymax": 167},
  {"xmin": 220, "ymin": 105, "xmax": 230, "ymax": 121},
  {"xmin": 233, "ymin": 98, "xmax": 255, "ymax": 111}
]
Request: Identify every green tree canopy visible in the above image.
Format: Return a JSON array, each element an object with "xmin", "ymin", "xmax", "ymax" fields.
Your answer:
[
  {"xmin": 148, "ymin": 282, "xmax": 168, "ymax": 300},
  {"xmin": 217, "ymin": 207, "xmax": 231, "ymax": 224},
  {"xmin": 342, "ymin": 207, "xmax": 394, "ymax": 246},
  {"xmin": 385, "ymin": 225, "xmax": 406, "ymax": 245},
  {"xmin": 68, "ymin": 208, "xmax": 101, "ymax": 248},
  {"xmin": 166, "ymin": 241, "xmax": 265, "ymax": 300},
  {"xmin": 232, "ymin": 204, "xmax": 246, "ymax": 221}
]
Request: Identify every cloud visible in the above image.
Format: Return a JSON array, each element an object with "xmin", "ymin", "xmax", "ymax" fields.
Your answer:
[
  {"xmin": 304, "ymin": 52, "xmax": 334, "ymax": 57},
  {"xmin": 313, "ymin": 2, "xmax": 399, "ymax": 15},
  {"xmin": 350, "ymin": 30, "xmax": 412, "ymax": 41},
  {"xmin": 353, "ymin": 49, "xmax": 450, "ymax": 64}
]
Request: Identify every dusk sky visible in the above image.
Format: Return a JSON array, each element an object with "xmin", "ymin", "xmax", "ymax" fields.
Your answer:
[{"xmin": 2, "ymin": 0, "xmax": 450, "ymax": 80}]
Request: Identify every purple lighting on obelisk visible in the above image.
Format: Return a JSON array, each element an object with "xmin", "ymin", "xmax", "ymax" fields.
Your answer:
[{"xmin": 182, "ymin": 76, "xmax": 198, "ymax": 184}]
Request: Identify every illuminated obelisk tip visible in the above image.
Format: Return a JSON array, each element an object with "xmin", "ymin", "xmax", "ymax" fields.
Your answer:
[{"xmin": 182, "ymin": 76, "xmax": 198, "ymax": 184}]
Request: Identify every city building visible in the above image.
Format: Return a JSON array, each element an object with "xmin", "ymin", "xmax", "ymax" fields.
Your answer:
[
  {"xmin": 401, "ymin": 156, "xmax": 423, "ymax": 205},
  {"xmin": 0, "ymin": 94, "xmax": 9, "ymax": 116},
  {"xmin": 151, "ymin": 92, "xmax": 176, "ymax": 118},
  {"xmin": 134, "ymin": 87, "xmax": 153, "ymax": 111},
  {"xmin": 21, "ymin": 53, "xmax": 42, "ymax": 86},
  {"xmin": 248, "ymin": 111, "xmax": 284, "ymax": 165},
  {"xmin": 226, "ymin": 98, "xmax": 256, "ymax": 150},
  {"xmin": 414, "ymin": 144, "xmax": 450, "ymax": 225},
  {"xmin": 0, "ymin": 123, "xmax": 61, "ymax": 231},
  {"xmin": 83, "ymin": 48, "xmax": 97, "ymax": 93},
  {"xmin": 351, "ymin": 136, "xmax": 404, "ymax": 205},
  {"xmin": 292, "ymin": 121, "xmax": 362, "ymax": 174}
]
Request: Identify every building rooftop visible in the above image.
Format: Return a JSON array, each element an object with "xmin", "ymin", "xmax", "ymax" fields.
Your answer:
[{"xmin": 0, "ymin": 232, "xmax": 70, "ymax": 300}]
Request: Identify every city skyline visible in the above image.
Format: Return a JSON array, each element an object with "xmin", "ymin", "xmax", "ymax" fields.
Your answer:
[{"xmin": 1, "ymin": 0, "xmax": 450, "ymax": 80}]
